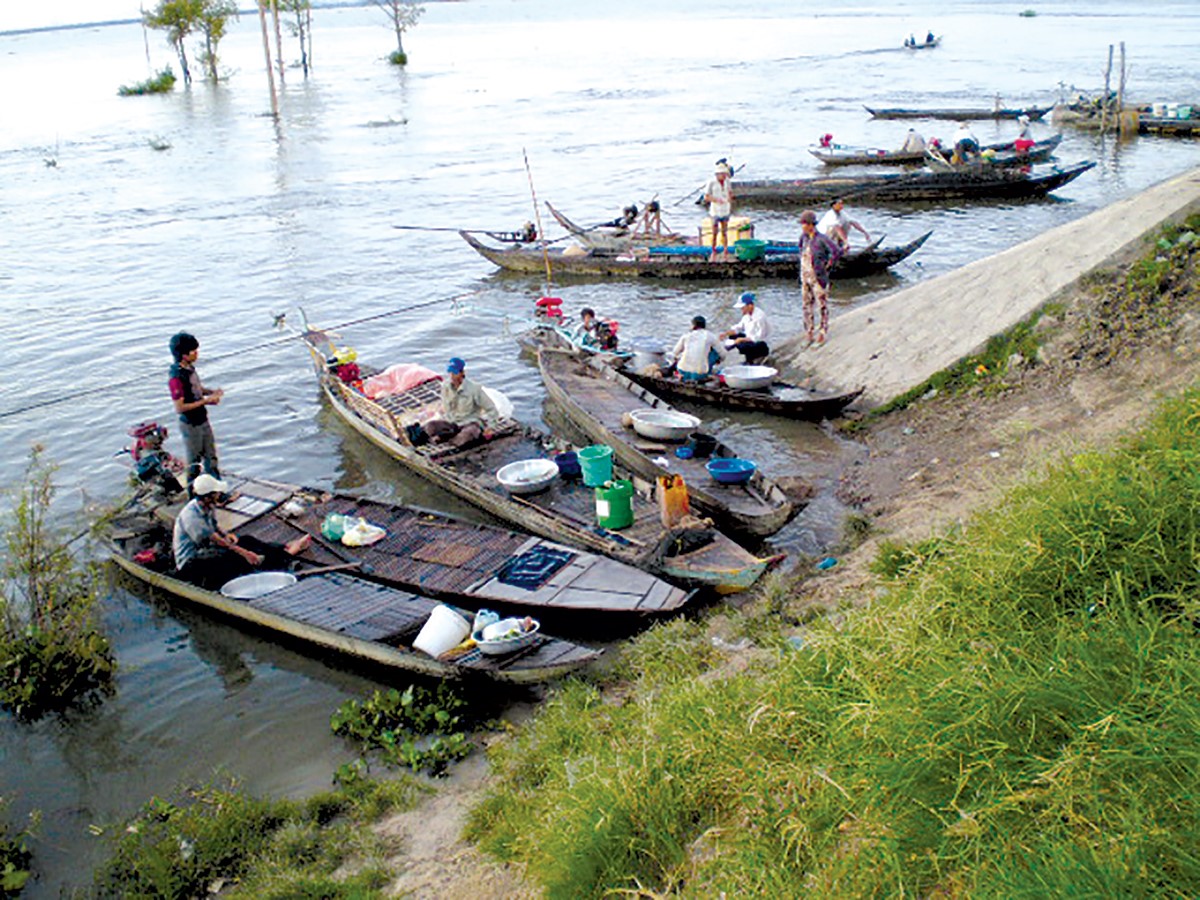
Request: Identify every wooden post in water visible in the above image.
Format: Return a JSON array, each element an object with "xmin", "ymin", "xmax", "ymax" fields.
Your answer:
[
  {"xmin": 1117, "ymin": 41, "xmax": 1128, "ymax": 135},
  {"xmin": 257, "ymin": 0, "xmax": 279, "ymax": 117},
  {"xmin": 1100, "ymin": 44, "xmax": 1113, "ymax": 135}
]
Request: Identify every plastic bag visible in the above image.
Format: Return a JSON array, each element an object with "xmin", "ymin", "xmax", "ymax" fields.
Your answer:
[
  {"xmin": 472, "ymin": 609, "xmax": 500, "ymax": 635},
  {"xmin": 658, "ymin": 474, "xmax": 690, "ymax": 528},
  {"xmin": 341, "ymin": 517, "xmax": 386, "ymax": 547},
  {"xmin": 321, "ymin": 513, "xmax": 347, "ymax": 541}
]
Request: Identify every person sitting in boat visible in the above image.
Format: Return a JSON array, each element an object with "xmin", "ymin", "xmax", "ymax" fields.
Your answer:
[
  {"xmin": 817, "ymin": 198, "xmax": 871, "ymax": 250},
  {"xmin": 572, "ymin": 307, "xmax": 600, "ymax": 345},
  {"xmin": 721, "ymin": 292, "xmax": 771, "ymax": 365},
  {"xmin": 900, "ymin": 128, "xmax": 927, "ymax": 154},
  {"xmin": 1013, "ymin": 114, "xmax": 1036, "ymax": 154},
  {"xmin": 926, "ymin": 31, "xmax": 935, "ymax": 44},
  {"xmin": 423, "ymin": 357, "xmax": 501, "ymax": 448},
  {"xmin": 952, "ymin": 122, "xmax": 981, "ymax": 163},
  {"xmin": 172, "ymin": 474, "xmax": 312, "ymax": 590},
  {"xmin": 670, "ymin": 315, "xmax": 727, "ymax": 382},
  {"xmin": 906, "ymin": 33, "xmax": 916, "ymax": 47}
]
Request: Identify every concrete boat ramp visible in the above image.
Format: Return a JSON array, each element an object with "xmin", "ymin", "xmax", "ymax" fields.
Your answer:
[{"xmin": 777, "ymin": 166, "xmax": 1200, "ymax": 407}]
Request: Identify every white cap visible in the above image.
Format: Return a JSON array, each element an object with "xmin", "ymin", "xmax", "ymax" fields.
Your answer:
[{"xmin": 192, "ymin": 473, "xmax": 229, "ymax": 496}]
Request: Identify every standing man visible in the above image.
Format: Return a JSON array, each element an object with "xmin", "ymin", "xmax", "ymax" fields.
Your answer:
[
  {"xmin": 168, "ymin": 331, "xmax": 223, "ymax": 489},
  {"xmin": 721, "ymin": 292, "xmax": 771, "ymax": 365},
  {"xmin": 817, "ymin": 198, "xmax": 871, "ymax": 250},
  {"xmin": 703, "ymin": 160, "xmax": 734, "ymax": 262},
  {"xmin": 798, "ymin": 210, "xmax": 843, "ymax": 347}
]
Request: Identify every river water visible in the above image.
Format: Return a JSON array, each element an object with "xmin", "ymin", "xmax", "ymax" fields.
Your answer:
[{"xmin": 2, "ymin": 0, "xmax": 1199, "ymax": 891}]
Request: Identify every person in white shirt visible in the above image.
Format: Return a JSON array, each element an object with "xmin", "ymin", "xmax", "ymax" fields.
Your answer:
[
  {"xmin": 900, "ymin": 127, "xmax": 926, "ymax": 154},
  {"xmin": 817, "ymin": 198, "xmax": 871, "ymax": 250},
  {"xmin": 721, "ymin": 292, "xmax": 771, "ymax": 364},
  {"xmin": 703, "ymin": 160, "xmax": 734, "ymax": 262},
  {"xmin": 670, "ymin": 315, "xmax": 727, "ymax": 382},
  {"xmin": 953, "ymin": 121, "xmax": 980, "ymax": 163}
]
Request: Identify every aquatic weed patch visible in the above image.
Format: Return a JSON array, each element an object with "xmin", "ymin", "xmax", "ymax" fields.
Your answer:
[
  {"xmin": 0, "ymin": 799, "xmax": 34, "ymax": 898},
  {"xmin": 331, "ymin": 683, "xmax": 472, "ymax": 776},
  {"xmin": 94, "ymin": 775, "xmax": 409, "ymax": 898},
  {"xmin": 118, "ymin": 67, "xmax": 177, "ymax": 96},
  {"xmin": 467, "ymin": 389, "xmax": 1200, "ymax": 897}
]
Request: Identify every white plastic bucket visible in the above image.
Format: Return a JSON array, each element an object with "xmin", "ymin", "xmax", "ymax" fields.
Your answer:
[{"xmin": 413, "ymin": 604, "xmax": 471, "ymax": 658}]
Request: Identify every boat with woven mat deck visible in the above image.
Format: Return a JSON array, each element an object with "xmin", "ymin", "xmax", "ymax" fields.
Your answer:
[
  {"xmin": 297, "ymin": 319, "xmax": 782, "ymax": 593},
  {"xmin": 107, "ymin": 478, "xmax": 602, "ymax": 683},
  {"xmin": 732, "ymin": 161, "xmax": 1096, "ymax": 206},
  {"xmin": 536, "ymin": 347, "xmax": 807, "ymax": 538},
  {"xmin": 460, "ymin": 228, "xmax": 930, "ymax": 280}
]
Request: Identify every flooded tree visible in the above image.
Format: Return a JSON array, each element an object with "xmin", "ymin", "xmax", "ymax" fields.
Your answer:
[
  {"xmin": 143, "ymin": 0, "xmax": 238, "ymax": 84},
  {"xmin": 373, "ymin": 0, "xmax": 424, "ymax": 65},
  {"xmin": 279, "ymin": 0, "xmax": 314, "ymax": 77}
]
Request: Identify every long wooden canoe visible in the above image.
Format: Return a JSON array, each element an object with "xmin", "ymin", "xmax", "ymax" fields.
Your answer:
[
  {"xmin": 107, "ymin": 487, "xmax": 601, "ymax": 683},
  {"xmin": 537, "ymin": 347, "xmax": 806, "ymax": 538},
  {"xmin": 618, "ymin": 360, "xmax": 864, "ymax": 421},
  {"xmin": 865, "ymin": 103, "xmax": 1053, "ymax": 120},
  {"xmin": 809, "ymin": 133, "xmax": 1062, "ymax": 167},
  {"xmin": 298, "ymin": 322, "xmax": 782, "ymax": 594},
  {"xmin": 732, "ymin": 161, "xmax": 1095, "ymax": 206},
  {"xmin": 460, "ymin": 229, "xmax": 930, "ymax": 280}
]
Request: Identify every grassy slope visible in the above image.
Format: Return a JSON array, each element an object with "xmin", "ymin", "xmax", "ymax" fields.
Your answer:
[{"xmin": 465, "ymin": 226, "xmax": 1200, "ymax": 898}]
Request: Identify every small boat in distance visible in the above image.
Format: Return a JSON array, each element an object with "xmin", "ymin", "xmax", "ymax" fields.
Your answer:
[
  {"xmin": 106, "ymin": 480, "xmax": 602, "ymax": 683},
  {"xmin": 865, "ymin": 103, "xmax": 1053, "ymax": 121},
  {"xmin": 903, "ymin": 34, "xmax": 941, "ymax": 50},
  {"xmin": 809, "ymin": 134, "xmax": 1062, "ymax": 167}
]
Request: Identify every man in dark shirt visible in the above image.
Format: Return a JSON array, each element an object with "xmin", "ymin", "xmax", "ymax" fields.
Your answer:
[{"xmin": 167, "ymin": 332, "xmax": 223, "ymax": 489}]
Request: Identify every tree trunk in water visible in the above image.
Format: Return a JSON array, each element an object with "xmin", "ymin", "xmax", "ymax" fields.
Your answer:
[
  {"xmin": 205, "ymin": 31, "xmax": 217, "ymax": 81},
  {"xmin": 175, "ymin": 39, "xmax": 191, "ymax": 84},
  {"xmin": 305, "ymin": 3, "xmax": 313, "ymax": 71},
  {"xmin": 257, "ymin": 0, "xmax": 278, "ymax": 117},
  {"xmin": 395, "ymin": 22, "xmax": 404, "ymax": 55},
  {"xmin": 271, "ymin": 0, "xmax": 285, "ymax": 86}
]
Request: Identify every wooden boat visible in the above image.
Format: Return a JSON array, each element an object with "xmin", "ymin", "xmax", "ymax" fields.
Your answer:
[
  {"xmin": 809, "ymin": 133, "xmax": 1062, "ymax": 167},
  {"xmin": 865, "ymin": 103, "xmax": 1053, "ymax": 121},
  {"xmin": 460, "ymin": 229, "xmax": 931, "ymax": 280},
  {"xmin": 528, "ymin": 325, "xmax": 863, "ymax": 421},
  {"xmin": 618, "ymin": 360, "xmax": 864, "ymax": 421},
  {"xmin": 297, "ymin": 320, "xmax": 783, "ymax": 593},
  {"xmin": 537, "ymin": 347, "xmax": 806, "ymax": 538},
  {"xmin": 903, "ymin": 35, "xmax": 941, "ymax": 50},
  {"xmin": 546, "ymin": 201, "xmax": 687, "ymax": 255},
  {"xmin": 732, "ymin": 161, "xmax": 1096, "ymax": 206},
  {"xmin": 107, "ymin": 482, "xmax": 601, "ymax": 683},
  {"xmin": 923, "ymin": 135, "xmax": 1063, "ymax": 170}
]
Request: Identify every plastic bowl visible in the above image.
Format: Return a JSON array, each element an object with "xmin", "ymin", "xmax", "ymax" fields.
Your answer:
[
  {"xmin": 496, "ymin": 459, "xmax": 560, "ymax": 495},
  {"xmin": 722, "ymin": 364, "xmax": 778, "ymax": 390},
  {"xmin": 472, "ymin": 617, "xmax": 541, "ymax": 656},
  {"xmin": 220, "ymin": 571, "xmax": 297, "ymax": 600},
  {"xmin": 706, "ymin": 458, "xmax": 757, "ymax": 485},
  {"xmin": 629, "ymin": 408, "xmax": 702, "ymax": 441}
]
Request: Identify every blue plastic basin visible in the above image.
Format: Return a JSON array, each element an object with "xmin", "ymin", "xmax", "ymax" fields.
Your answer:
[{"xmin": 706, "ymin": 458, "xmax": 756, "ymax": 485}]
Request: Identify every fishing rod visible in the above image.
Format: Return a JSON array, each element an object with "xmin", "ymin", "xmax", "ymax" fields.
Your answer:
[{"xmin": 522, "ymin": 148, "xmax": 555, "ymax": 297}]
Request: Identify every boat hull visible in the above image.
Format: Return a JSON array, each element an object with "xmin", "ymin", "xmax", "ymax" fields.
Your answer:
[{"xmin": 865, "ymin": 104, "xmax": 1053, "ymax": 120}]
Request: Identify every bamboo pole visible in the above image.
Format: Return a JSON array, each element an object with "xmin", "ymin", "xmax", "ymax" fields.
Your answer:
[
  {"xmin": 257, "ymin": 0, "xmax": 279, "ymax": 117},
  {"xmin": 1100, "ymin": 44, "xmax": 1113, "ymax": 134},
  {"xmin": 522, "ymin": 148, "xmax": 555, "ymax": 298},
  {"xmin": 1117, "ymin": 41, "xmax": 1127, "ymax": 135}
]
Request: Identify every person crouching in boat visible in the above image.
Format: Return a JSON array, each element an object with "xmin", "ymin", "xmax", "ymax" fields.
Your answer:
[
  {"xmin": 172, "ymin": 474, "xmax": 311, "ymax": 590},
  {"xmin": 423, "ymin": 357, "xmax": 500, "ymax": 448},
  {"xmin": 817, "ymin": 198, "xmax": 871, "ymax": 250},
  {"xmin": 952, "ymin": 121, "xmax": 981, "ymax": 164},
  {"xmin": 900, "ymin": 127, "xmax": 927, "ymax": 154},
  {"xmin": 721, "ymin": 292, "xmax": 772, "ymax": 364},
  {"xmin": 670, "ymin": 315, "xmax": 727, "ymax": 382}
]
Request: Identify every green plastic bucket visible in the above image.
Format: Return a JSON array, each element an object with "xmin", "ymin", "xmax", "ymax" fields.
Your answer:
[
  {"xmin": 595, "ymin": 479, "xmax": 634, "ymax": 530},
  {"xmin": 734, "ymin": 239, "xmax": 767, "ymax": 261},
  {"xmin": 578, "ymin": 444, "xmax": 614, "ymax": 487}
]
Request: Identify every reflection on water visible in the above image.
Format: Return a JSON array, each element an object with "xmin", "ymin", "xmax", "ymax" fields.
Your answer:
[{"xmin": 2, "ymin": 0, "xmax": 1200, "ymax": 892}]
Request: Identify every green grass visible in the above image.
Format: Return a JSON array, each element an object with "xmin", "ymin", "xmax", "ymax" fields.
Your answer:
[
  {"xmin": 466, "ymin": 388, "xmax": 1200, "ymax": 897},
  {"xmin": 118, "ymin": 67, "xmax": 177, "ymax": 96},
  {"xmin": 93, "ymin": 774, "xmax": 418, "ymax": 897}
]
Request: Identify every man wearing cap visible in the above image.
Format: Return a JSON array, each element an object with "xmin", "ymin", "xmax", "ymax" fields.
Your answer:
[
  {"xmin": 798, "ymin": 210, "xmax": 842, "ymax": 346},
  {"xmin": 167, "ymin": 331, "xmax": 223, "ymax": 490},
  {"xmin": 721, "ymin": 292, "xmax": 771, "ymax": 365},
  {"xmin": 423, "ymin": 357, "xmax": 501, "ymax": 448},
  {"xmin": 703, "ymin": 160, "xmax": 734, "ymax": 262},
  {"xmin": 670, "ymin": 315, "xmax": 727, "ymax": 382},
  {"xmin": 172, "ymin": 474, "xmax": 311, "ymax": 589}
]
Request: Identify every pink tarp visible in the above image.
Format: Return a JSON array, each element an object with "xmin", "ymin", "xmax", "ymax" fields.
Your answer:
[{"xmin": 362, "ymin": 363, "xmax": 442, "ymax": 399}]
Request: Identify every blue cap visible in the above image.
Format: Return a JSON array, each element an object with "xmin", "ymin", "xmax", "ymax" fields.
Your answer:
[
  {"xmin": 734, "ymin": 291, "xmax": 756, "ymax": 308},
  {"xmin": 446, "ymin": 357, "xmax": 466, "ymax": 374}
]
